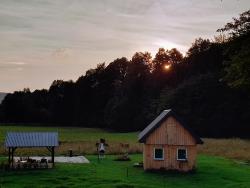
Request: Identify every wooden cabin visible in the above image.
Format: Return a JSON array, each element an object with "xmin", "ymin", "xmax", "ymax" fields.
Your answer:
[{"xmin": 138, "ymin": 109, "xmax": 203, "ymax": 172}]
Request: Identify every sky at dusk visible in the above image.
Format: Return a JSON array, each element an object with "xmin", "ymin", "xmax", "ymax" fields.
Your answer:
[{"xmin": 0, "ymin": 0, "xmax": 249, "ymax": 92}]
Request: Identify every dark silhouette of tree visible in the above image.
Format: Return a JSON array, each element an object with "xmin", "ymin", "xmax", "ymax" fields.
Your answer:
[
  {"xmin": 168, "ymin": 48, "xmax": 183, "ymax": 64},
  {"xmin": 218, "ymin": 10, "xmax": 250, "ymax": 91},
  {"xmin": 217, "ymin": 9, "xmax": 250, "ymax": 38},
  {"xmin": 187, "ymin": 38, "xmax": 211, "ymax": 57},
  {"xmin": 153, "ymin": 48, "xmax": 170, "ymax": 71}
]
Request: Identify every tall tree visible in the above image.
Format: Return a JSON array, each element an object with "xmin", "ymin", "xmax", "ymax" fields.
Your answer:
[
  {"xmin": 218, "ymin": 10, "xmax": 250, "ymax": 91},
  {"xmin": 217, "ymin": 9, "xmax": 250, "ymax": 38}
]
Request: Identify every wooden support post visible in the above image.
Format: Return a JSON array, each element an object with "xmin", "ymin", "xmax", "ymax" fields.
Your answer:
[
  {"xmin": 51, "ymin": 147, "xmax": 55, "ymax": 166},
  {"xmin": 8, "ymin": 147, "xmax": 11, "ymax": 167},
  {"xmin": 10, "ymin": 147, "xmax": 17, "ymax": 169},
  {"xmin": 11, "ymin": 147, "xmax": 14, "ymax": 168}
]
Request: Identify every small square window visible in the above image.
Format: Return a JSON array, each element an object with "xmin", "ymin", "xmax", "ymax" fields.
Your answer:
[
  {"xmin": 177, "ymin": 149, "xmax": 187, "ymax": 161},
  {"xmin": 154, "ymin": 148, "xmax": 164, "ymax": 160}
]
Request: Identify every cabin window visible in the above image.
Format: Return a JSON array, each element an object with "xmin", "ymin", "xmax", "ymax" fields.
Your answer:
[
  {"xmin": 154, "ymin": 148, "xmax": 164, "ymax": 160},
  {"xmin": 177, "ymin": 148, "xmax": 187, "ymax": 161}
]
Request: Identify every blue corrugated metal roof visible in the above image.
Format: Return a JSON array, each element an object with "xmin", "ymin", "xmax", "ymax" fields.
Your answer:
[{"xmin": 5, "ymin": 132, "xmax": 59, "ymax": 148}]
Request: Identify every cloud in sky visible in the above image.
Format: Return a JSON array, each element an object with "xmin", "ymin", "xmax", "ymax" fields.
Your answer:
[{"xmin": 0, "ymin": 0, "xmax": 249, "ymax": 92}]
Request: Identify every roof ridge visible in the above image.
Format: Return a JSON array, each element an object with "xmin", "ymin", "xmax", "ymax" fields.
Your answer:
[{"xmin": 138, "ymin": 109, "xmax": 203, "ymax": 144}]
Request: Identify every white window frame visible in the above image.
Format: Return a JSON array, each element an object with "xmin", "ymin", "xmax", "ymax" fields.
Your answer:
[
  {"xmin": 177, "ymin": 148, "xmax": 188, "ymax": 161},
  {"xmin": 154, "ymin": 148, "xmax": 164, "ymax": 160}
]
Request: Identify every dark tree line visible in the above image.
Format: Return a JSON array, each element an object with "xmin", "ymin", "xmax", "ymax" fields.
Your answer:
[{"xmin": 0, "ymin": 10, "xmax": 250, "ymax": 137}]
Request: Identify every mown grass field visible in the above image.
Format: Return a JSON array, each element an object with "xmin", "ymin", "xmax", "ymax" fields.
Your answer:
[{"xmin": 0, "ymin": 155, "xmax": 250, "ymax": 188}]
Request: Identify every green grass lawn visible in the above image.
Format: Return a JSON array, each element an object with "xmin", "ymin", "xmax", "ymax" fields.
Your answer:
[
  {"xmin": 0, "ymin": 154, "xmax": 250, "ymax": 188},
  {"xmin": 0, "ymin": 126, "xmax": 250, "ymax": 187}
]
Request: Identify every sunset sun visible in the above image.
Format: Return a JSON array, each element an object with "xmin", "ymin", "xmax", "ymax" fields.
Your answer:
[{"xmin": 164, "ymin": 64, "xmax": 171, "ymax": 70}]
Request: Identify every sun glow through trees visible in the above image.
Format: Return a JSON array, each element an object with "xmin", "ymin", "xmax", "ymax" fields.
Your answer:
[{"xmin": 164, "ymin": 64, "xmax": 171, "ymax": 70}]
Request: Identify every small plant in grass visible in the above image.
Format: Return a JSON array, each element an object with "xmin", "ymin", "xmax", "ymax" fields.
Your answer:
[
  {"xmin": 115, "ymin": 143, "xmax": 131, "ymax": 161},
  {"xmin": 133, "ymin": 161, "xmax": 143, "ymax": 168},
  {"xmin": 114, "ymin": 153, "xmax": 131, "ymax": 161}
]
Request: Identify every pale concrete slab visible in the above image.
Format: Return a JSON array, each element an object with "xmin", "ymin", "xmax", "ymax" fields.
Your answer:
[{"xmin": 14, "ymin": 156, "xmax": 90, "ymax": 163}]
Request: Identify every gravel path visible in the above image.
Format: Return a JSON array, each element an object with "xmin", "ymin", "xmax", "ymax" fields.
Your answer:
[{"xmin": 14, "ymin": 156, "xmax": 90, "ymax": 163}]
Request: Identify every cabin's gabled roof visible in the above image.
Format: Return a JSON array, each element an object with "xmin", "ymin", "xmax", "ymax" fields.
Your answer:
[
  {"xmin": 138, "ymin": 109, "xmax": 203, "ymax": 144},
  {"xmin": 5, "ymin": 132, "xmax": 59, "ymax": 148}
]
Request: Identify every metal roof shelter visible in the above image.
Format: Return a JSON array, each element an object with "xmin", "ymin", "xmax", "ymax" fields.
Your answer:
[{"xmin": 5, "ymin": 132, "xmax": 59, "ymax": 168}]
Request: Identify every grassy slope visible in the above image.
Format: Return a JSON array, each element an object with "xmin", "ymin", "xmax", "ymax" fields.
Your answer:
[
  {"xmin": 0, "ymin": 126, "xmax": 141, "ymax": 156},
  {"xmin": 1, "ymin": 126, "xmax": 250, "ymax": 159},
  {"xmin": 0, "ymin": 126, "xmax": 138, "ymax": 142},
  {"xmin": 199, "ymin": 138, "xmax": 250, "ymax": 161},
  {"xmin": 0, "ymin": 155, "xmax": 250, "ymax": 188}
]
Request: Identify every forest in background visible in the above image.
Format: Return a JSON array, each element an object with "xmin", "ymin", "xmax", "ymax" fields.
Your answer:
[{"xmin": 0, "ymin": 10, "xmax": 249, "ymax": 138}]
